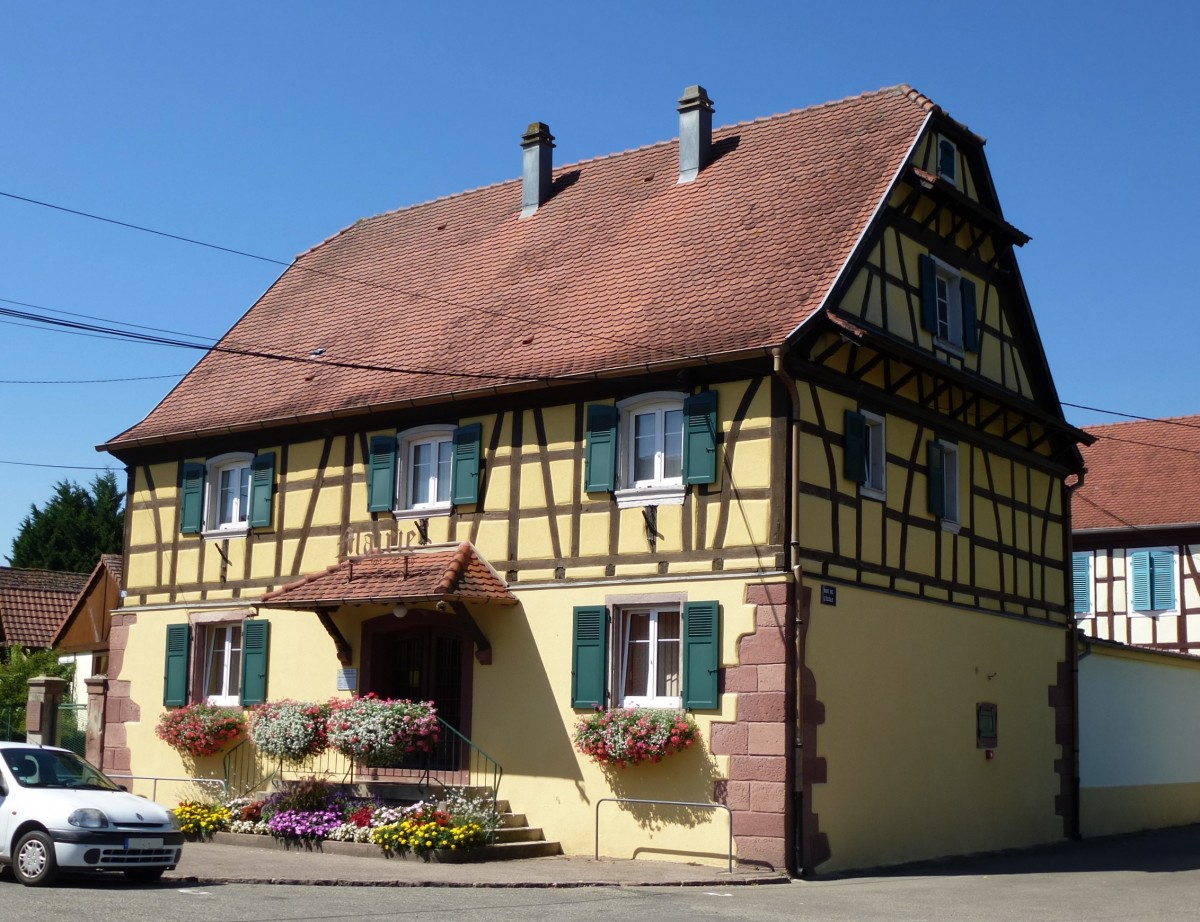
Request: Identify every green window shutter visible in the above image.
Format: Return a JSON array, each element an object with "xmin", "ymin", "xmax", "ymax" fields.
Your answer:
[
  {"xmin": 919, "ymin": 254, "xmax": 938, "ymax": 334},
  {"xmin": 1072, "ymin": 552, "xmax": 1092, "ymax": 615},
  {"xmin": 844, "ymin": 410, "xmax": 867, "ymax": 484},
  {"xmin": 163, "ymin": 623, "xmax": 191, "ymax": 707},
  {"xmin": 1130, "ymin": 551, "xmax": 1151, "ymax": 611},
  {"xmin": 682, "ymin": 601, "xmax": 720, "ymax": 710},
  {"xmin": 961, "ymin": 278, "xmax": 979, "ymax": 351},
  {"xmin": 683, "ymin": 390, "xmax": 718, "ymax": 485},
  {"xmin": 240, "ymin": 619, "xmax": 270, "ymax": 706},
  {"xmin": 367, "ymin": 435, "xmax": 397, "ymax": 512},
  {"xmin": 571, "ymin": 605, "xmax": 608, "ymax": 708},
  {"xmin": 450, "ymin": 423, "xmax": 483, "ymax": 505},
  {"xmin": 248, "ymin": 452, "xmax": 276, "ymax": 528},
  {"xmin": 584, "ymin": 404, "xmax": 618, "ymax": 493},
  {"xmin": 927, "ymin": 441, "xmax": 945, "ymax": 517},
  {"xmin": 180, "ymin": 461, "xmax": 205, "ymax": 535},
  {"xmin": 1150, "ymin": 550, "xmax": 1175, "ymax": 610}
]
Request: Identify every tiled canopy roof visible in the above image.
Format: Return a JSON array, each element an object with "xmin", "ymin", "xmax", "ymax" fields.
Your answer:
[
  {"xmin": 1074, "ymin": 415, "xmax": 1200, "ymax": 531},
  {"xmin": 0, "ymin": 567, "xmax": 90, "ymax": 648},
  {"xmin": 259, "ymin": 542, "xmax": 516, "ymax": 609},
  {"xmin": 104, "ymin": 85, "xmax": 936, "ymax": 450}
]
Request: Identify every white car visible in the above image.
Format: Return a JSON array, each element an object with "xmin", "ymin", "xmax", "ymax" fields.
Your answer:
[{"xmin": 0, "ymin": 741, "xmax": 183, "ymax": 886}]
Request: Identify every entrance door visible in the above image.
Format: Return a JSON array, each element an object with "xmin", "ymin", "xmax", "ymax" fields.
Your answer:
[{"xmin": 368, "ymin": 625, "xmax": 463, "ymax": 770}]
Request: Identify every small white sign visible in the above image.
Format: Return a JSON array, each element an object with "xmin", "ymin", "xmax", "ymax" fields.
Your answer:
[{"xmin": 337, "ymin": 668, "xmax": 358, "ymax": 691}]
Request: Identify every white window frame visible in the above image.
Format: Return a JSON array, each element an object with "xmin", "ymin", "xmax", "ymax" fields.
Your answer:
[
  {"xmin": 937, "ymin": 135, "xmax": 958, "ymax": 185},
  {"xmin": 860, "ymin": 410, "xmax": 887, "ymax": 501},
  {"xmin": 201, "ymin": 622, "xmax": 243, "ymax": 706},
  {"xmin": 931, "ymin": 257, "xmax": 964, "ymax": 352},
  {"xmin": 938, "ymin": 438, "xmax": 960, "ymax": 530},
  {"xmin": 613, "ymin": 604, "xmax": 683, "ymax": 708},
  {"xmin": 614, "ymin": 391, "xmax": 687, "ymax": 509},
  {"xmin": 204, "ymin": 452, "xmax": 254, "ymax": 536},
  {"xmin": 1124, "ymin": 546, "xmax": 1179, "ymax": 617},
  {"xmin": 396, "ymin": 425, "xmax": 455, "ymax": 516}
]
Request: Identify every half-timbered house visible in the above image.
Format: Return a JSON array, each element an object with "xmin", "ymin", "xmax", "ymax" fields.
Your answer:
[
  {"xmin": 99, "ymin": 85, "xmax": 1086, "ymax": 874},
  {"xmin": 1073, "ymin": 414, "xmax": 1200, "ymax": 654}
]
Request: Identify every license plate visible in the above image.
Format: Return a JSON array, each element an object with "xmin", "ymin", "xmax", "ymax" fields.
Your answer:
[{"xmin": 125, "ymin": 837, "xmax": 163, "ymax": 849}]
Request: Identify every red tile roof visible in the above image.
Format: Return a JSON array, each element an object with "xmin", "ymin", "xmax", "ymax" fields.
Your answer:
[
  {"xmin": 103, "ymin": 86, "xmax": 936, "ymax": 450},
  {"xmin": 259, "ymin": 542, "xmax": 516, "ymax": 608},
  {"xmin": 1074, "ymin": 415, "xmax": 1200, "ymax": 531},
  {"xmin": 0, "ymin": 567, "xmax": 90, "ymax": 648}
]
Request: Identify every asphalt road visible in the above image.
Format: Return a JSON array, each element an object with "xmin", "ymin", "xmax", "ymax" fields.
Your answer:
[{"xmin": 2, "ymin": 826, "xmax": 1199, "ymax": 921}]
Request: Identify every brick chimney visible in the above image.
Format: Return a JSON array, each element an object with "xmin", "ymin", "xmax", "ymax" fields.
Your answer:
[
  {"xmin": 677, "ymin": 85, "xmax": 714, "ymax": 184},
  {"xmin": 520, "ymin": 122, "xmax": 555, "ymax": 218}
]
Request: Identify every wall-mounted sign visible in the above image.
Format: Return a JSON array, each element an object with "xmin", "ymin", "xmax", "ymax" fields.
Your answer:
[
  {"xmin": 336, "ymin": 668, "xmax": 358, "ymax": 692},
  {"xmin": 820, "ymin": 585, "xmax": 836, "ymax": 606}
]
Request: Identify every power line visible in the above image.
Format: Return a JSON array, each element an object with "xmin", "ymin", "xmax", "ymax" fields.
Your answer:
[
  {"xmin": 0, "ymin": 374, "xmax": 185, "ymax": 384},
  {"xmin": 1064, "ymin": 401, "xmax": 1200, "ymax": 429},
  {"xmin": 0, "ymin": 458, "xmax": 115, "ymax": 471}
]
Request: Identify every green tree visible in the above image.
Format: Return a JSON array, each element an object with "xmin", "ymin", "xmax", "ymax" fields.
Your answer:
[
  {"xmin": 7, "ymin": 471, "xmax": 124, "ymax": 572},
  {"xmin": 0, "ymin": 646, "xmax": 73, "ymax": 708}
]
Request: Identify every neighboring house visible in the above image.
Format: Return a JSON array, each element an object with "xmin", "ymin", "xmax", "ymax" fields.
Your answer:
[
  {"xmin": 1072, "ymin": 414, "xmax": 1200, "ymax": 655},
  {"xmin": 98, "ymin": 84, "xmax": 1086, "ymax": 874},
  {"xmin": 0, "ymin": 567, "xmax": 89, "ymax": 653},
  {"xmin": 52, "ymin": 554, "xmax": 123, "ymax": 702}
]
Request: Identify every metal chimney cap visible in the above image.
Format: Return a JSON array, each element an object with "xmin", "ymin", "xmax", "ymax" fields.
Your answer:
[
  {"xmin": 678, "ymin": 85, "xmax": 714, "ymax": 112},
  {"xmin": 521, "ymin": 122, "xmax": 555, "ymax": 147}
]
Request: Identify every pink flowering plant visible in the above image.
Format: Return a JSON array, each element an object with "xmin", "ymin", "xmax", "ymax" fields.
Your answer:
[
  {"xmin": 249, "ymin": 699, "xmax": 330, "ymax": 763},
  {"xmin": 573, "ymin": 707, "xmax": 700, "ymax": 768},
  {"xmin": 326, "ymin": 695, "xmax": 440, "ymax": 767},
  {"xmin": 155, "ymin": 703, "xmax": 247, "ymax": 758}
]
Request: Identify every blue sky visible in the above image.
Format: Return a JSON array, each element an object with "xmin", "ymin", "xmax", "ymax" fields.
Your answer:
[{"xmin": 2, "ymin": 1, "xmax": 1196, "ymax": 562}]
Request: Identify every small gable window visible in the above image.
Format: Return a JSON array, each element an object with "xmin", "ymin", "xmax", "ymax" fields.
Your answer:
[
  {"xmin": 1128, "ymin": 548, "xmax": 1176, "ymax": 614},
  {"xmin": 920, "ymin": 254, "xmax": 978, "ymax": 353},
  {"xmin": 937, "ymin": 136, "xmax": 958, "ymax": 185}
]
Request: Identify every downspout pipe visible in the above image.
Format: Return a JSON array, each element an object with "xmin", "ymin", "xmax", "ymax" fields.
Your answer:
[
  {"xmin": 772, "ymin": 347, "xmax": 804, "ymax": 876},
  {"xmin": 1063, "ymin": 468, "xmax": 1085, "ymax": 841}
]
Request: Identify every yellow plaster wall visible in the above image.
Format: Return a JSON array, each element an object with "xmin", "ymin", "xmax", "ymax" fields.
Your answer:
[{"xmin": 807, "ymin": 583, "xmax": 1066, "ymax": 871}]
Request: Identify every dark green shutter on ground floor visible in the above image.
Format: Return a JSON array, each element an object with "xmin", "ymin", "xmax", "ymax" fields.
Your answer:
[
  {"xmin": 571, "ymin": 606, "xmax": 608, "ymax": 708},
  {"xmin": 682, "ymin": 601, "xmax": 720, "ymax": 709},
  {"xmin": 240, "ymin": 619, "xmax": 270, "ymax": 706},
  {"xmin": 163, "ymin": 623, "xmax": 191, "ymax": 707}
]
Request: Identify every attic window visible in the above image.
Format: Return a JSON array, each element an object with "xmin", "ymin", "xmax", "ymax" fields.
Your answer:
[{"xmin": 937, "ymin": 136, "xmax": 958, "ymax": 185}]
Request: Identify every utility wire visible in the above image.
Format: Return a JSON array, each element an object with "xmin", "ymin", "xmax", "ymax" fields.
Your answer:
[
  {"xmin": 0, "ymin": 458, "xmax": 115, "ymax": 471},
  {"xmin": 1064, "ymin": 402, "xmax": 1200, "ymax": 429}
]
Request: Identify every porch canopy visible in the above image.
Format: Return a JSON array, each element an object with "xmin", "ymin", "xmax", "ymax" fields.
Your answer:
[{"xmin": 258, "ymin": 541, "xmax": 516, "ymax": 664}]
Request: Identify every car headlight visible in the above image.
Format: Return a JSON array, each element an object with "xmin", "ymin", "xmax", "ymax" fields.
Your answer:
[
  {"xmin": 68, "ymin": 808, "xmax": 110, "ymax": 829},
  {"xmin": 167, "ymin": 812, "xmax": 181, "ymax": 831}
]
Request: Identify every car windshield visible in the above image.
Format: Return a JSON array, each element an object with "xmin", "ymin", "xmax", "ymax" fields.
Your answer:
[{"xmin": 2, "ymin": 748, "xmax": 120, "ymax": 791}]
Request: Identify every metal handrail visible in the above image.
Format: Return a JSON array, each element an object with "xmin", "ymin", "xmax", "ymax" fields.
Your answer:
[
  {"xmin": 595, "ymin": 797, "xmax": 734, "ymax": 873},
  {"xmin": 107, "ymin": 773, "xmax": 226, "ymax": 804},
  {"xmin": 420, "ymin": 718, "xmax": 504, "ymax": 841},
  {"xmin": 223, "ymin": 737, "xmax": 278, "ymax": 798}
]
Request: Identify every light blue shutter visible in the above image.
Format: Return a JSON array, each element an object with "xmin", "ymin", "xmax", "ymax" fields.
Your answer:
[
  {"xmin": 961, "ymin": 278, "xmax": 979, "ymax": 352},
  {"xmin": 180, "ymin": 462, "xmax": 205, "ymax": 535},
  {"xmin": 683, "ymin": 391, "xmax": 718, "ymax": 485},
  {"xmin": 844, "ymin": 410, "xmax": 866, "ymax": 484},
  {"xmin": 1130, "ymin": 551, "xmax": 1151, "ymax": 611},
  {"xmin": 1072, "ymin": 552, "xmax": 1091, "ymax": 616},
  {"xmin": 367, "ymin": 435, "xmax": 397, "ymax": 512},
  {"xmin": 248, "ymin": 452, "xmax": 275, "ymax": 528},
  {"xmin": 682, "ymin": 601, "xmax": 720, "ymax": 709},
  {"xmin": 240, "ymin": 619, "xmax": 270, "ymax": 706},
  {"xmin": 451, "ymin": 423, "xmax": 482, "ymax": 505},
  {"xmin": 927, "ymin": 441, "xmax": 945, "ymax": 517},
  {"xmin": 571, "ymin": 606, "xmax": 608, "ymax": 708},
  {"xmin": 584, "ymin": 405, "xmax": 618, "ymax": 493},
  {"xmin": 1150, "ymin": 550, "xmax": 1175, "ymax": 610},
  {"xmin": 163, "ymin": 623, "xmax": 191, "ymax": 707},
  {"xmin": 919, "ymin": 254, "xmax": 938, "ymax": 334}
]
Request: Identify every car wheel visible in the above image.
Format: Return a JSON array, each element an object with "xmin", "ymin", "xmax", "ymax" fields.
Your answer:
[
  {"xmin": 13, "ymin": 831, "xmax": 59, "ymax": 887},
  {"xmin": 123, "ymin": 867, "xmax": 166, "ymax": 883}
]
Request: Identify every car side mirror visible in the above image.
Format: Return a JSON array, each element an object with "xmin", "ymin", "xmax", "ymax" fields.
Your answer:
[{"xmin": 117, "ymin": 784, "xmax": 128, "ymax": 792}]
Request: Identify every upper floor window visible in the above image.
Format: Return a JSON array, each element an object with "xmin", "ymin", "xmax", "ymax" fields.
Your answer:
[
  {"xmin": 919, "ymin": 255, "xmax": 978, "ymax": 354},
  {"xmin": 584, "ymin": 391, "xmax": 718, "ymax": 507},
  {"xmin": 207, "ymin": 454, "xmax": 252, "ymax": 533},
  {"xmin": 844, "ymin": 409, "xmax": 886, "ymax": 501},
  {"xmin": 401, "ymin": 426, "xmax": 455, "ymax": 512},
  {"xmin": 1072, "ymin": 551, "xmax": 1094, "ymax": 618},
  {"xmin": 927, "ymin": 438, "xmax": 960, "ymax": 528},
  {"xmin": 179, "ymin": 452, "xmax": 276, "ymax": 538},
  {"xmin": 366, "ymin": 423, "xmax": 483, "ymax": 516},
  {"xmin": 1127, "ymin": 548, "xmax": 1177, "ymax": 614},
  {"xmin": 937, "ymin": 136, "xmax": 958, "ymax": 185}
]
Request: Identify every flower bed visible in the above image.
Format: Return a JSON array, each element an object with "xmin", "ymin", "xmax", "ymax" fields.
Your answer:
[
  {"xmin": 326, "ymin": 695, "xmax": 439, "ymax": 767},
  {"xmin": 155, "ymin": 703, "xmax": 247, "ymax": 758},
  {"xmin": 249, "ymin": 699, "xmax": 330, "ymax": 763},
  {"xmin": 181, "ymin": 780, "xmax": 494, "ymax": 858},
  {"xmin": 573, "ymin": 707, "xmax": 700, "ymax": 768}
]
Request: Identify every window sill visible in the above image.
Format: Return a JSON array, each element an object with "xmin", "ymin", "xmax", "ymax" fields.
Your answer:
[
  {"xmin": 939, "ymin": 519, "xmax": 961, "ymax": 534},
  {"xmin": 860, "ymin": 485, "xmax": 886, "ymax": 503},
  {"xmin": 393, "ymin": 505, "xmax": 451, "ymax": 519},
  {"xmin": 621, "ymin": 697, "xmax": 683, "ymax": 709},
  {"xmin": 614, "ymin": 485, "xmax": 685, "ymax": 509},
  {"xmin": 933, "ymin": 337, "xmax": 964, "ymax": 358},
  {"xmin": 202, "ymin": 526, "xmax": 249, "ymax": 540}
]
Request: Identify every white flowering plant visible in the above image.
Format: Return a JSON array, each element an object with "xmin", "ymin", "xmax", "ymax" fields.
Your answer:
[
  {"xmin": 249, "ymin": 699, "xmax": 330, "ymax": 763},
  {"xmin": 326, "ymin": 695, "xmax": 440, "ymax": 767}
]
